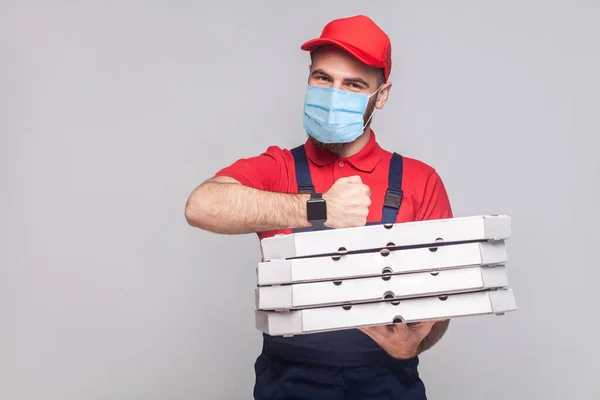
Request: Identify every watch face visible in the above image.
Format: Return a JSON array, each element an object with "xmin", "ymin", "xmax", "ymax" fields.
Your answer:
[{"xmin": 308, "ymin": 199, "xmax": 327, "ymax": 221}]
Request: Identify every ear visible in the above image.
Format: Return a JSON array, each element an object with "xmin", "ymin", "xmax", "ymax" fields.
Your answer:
[{"xmin": 375, "ymin": 82, "xmax": 392, "ymax": 109}]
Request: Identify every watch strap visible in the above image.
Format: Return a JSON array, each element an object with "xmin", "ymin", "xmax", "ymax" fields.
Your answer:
[{"xmin": 311, "ymin": 220, "xmax": 325, "ymax": 231}]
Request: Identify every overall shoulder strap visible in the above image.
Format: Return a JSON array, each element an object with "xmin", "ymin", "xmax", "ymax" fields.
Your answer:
[
  {"xmin": 290, "ymin": 145, "xmax": 315, "ymax": 193},
  {"xmin": 381, "ymin": 152, "xmax": 404, "ymax": 224}
]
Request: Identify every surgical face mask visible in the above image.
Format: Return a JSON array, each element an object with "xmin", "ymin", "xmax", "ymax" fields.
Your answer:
[{"xmin": 303, "ymin": 85, "xmax": 381, "ymax": 144}]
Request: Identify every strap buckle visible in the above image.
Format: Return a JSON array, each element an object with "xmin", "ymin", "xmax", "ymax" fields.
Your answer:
[
  {"xmin": 383, "ymin": 188, "xmax": 403, "ymax": 209},
  {"xmin": 298, "ymin": 184, "xmax": 315, "ymax": 193}
]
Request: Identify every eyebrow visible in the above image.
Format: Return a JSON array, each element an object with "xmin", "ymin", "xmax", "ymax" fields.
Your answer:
[{"xmin": 311, "ymin": 69, "xmax": 371, "ymax": 88}]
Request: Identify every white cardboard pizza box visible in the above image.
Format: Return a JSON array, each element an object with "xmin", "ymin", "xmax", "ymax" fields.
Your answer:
[
  {"xmin": 260, "ymin": 215, "xmax": 511, "ymax": 261},
  {"xmin": 255, "ymin": 288, "xmax": 516, "ymax": 336},
  {"xmin": 255, "ymin": 265, "xmax": 508, "ymax": 311},
  {"xmin": 256, "ymin": 240, "xmax": 507, "ymax": 286}
]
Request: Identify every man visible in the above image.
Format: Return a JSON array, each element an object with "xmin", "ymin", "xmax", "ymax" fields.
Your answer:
[{"xmin": 185, "ymin": 15, "xmax": 453, "ymax": 399}]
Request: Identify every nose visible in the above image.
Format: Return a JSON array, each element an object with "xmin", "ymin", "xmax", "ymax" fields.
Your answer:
[{"xmin": 331, "ymin": 79, "xmax": 344, "ymax": 90}]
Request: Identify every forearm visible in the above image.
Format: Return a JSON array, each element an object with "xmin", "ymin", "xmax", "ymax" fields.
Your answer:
[
  {"xmin": 185, "ymin": 178, "xmax": 311, "ymax": 234},
  {"xmin": 417, "ymin": 320, "xmax": 450, "ymax": 354}
]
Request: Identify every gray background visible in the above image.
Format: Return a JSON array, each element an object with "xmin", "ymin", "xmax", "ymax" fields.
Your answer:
[{"xmin": 1, "ymin": 1, "xmax": 598, "ymax": 399}]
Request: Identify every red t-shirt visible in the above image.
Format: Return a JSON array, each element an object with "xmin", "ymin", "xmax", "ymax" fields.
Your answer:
[{"xmin": 215, "ymin": 131, "xmax": 453, "ymax": 241}]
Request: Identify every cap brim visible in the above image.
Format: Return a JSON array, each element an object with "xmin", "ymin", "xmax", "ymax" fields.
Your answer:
[{"xmin": 301, "ymin": 38, "xmax": 382, "ymax": 69}]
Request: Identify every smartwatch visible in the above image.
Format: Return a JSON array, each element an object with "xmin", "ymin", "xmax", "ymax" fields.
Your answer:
[{"xmin": 306, "ymin": 193, "xmax": 327, "ymax": 230}]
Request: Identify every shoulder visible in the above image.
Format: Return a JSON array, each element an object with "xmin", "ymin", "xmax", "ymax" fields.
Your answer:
[
  {"xmin": 402, "ymin": 155, "xmax": 439, "ymax": 182},
  {"xmin": 380, "ymin": 148, "xmax": 439, "ymax": 182},
  {"xmin": 380, "ymin": 148, "xmax": 452, "ymax": 218},
  {"xmin": 265, "ymin": 144, "xmax": 292, "ymax": 156},
  {"xmin": 387, "ymin": 148, "xmax": 445, "ymax": 202},
  {"xmin": 215, "ymin": 144, "xmax": 297, "ymax": 170},
  {"xmin": 400, "ymin": 155, "xmax": 446, "ymax": 198},
  {"xmin": 214, "ymin": 144, "xmax": 299, "ymax": 192},
  {"xmin": 256, "ymin": 144, "xmax": 300, "ymax": 164},
  {"xmin": 259, "ymin": 143, "xmax": 310, "ymax": 167},
  {"xmin": 243, "ymin": 144, "xmax": 294, "ymax": 162}
]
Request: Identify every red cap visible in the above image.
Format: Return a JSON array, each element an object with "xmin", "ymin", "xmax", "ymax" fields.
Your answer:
[{"xmin": 301, "ymin": 15, "xmax": 392, "ymax": 82}]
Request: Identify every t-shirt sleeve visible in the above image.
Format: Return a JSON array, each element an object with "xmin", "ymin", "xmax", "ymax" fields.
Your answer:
[
  {"xmin": 414, "ymin": 170, "xmax": 453, "ymax": 221},
  {"xmin": 214, "ymin": 145, "xmax": 289, "ymax": 192}
]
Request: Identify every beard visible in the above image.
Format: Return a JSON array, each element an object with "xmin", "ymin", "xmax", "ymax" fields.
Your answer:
[{"xmin": 308, "ymin": 95, "xmax": 378, "ymax": 154}]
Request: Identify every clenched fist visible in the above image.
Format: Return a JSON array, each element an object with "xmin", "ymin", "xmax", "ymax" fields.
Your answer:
[{"xmin": 323, "ymin": 176, "xmax": 371, "ymax": 229}]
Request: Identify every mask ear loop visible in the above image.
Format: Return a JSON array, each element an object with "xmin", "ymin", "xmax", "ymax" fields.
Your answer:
[
  {"xmin": 363, "ymin": 85, "xmax": 383, "ymax": 129},
  {"xmin": 363, "ymin": 108, "xmax": 376, "ymax": 129}
]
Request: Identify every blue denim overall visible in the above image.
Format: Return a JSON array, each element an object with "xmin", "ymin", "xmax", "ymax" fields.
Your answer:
[{"xmin": 253, "ymin": 145, "xmax": 427, "ymax": 400}]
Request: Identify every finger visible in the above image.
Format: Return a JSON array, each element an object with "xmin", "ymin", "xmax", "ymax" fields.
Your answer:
[
  {"xmin": 359, "ymin": 326, "xmax": 387, "ymax": 343},
  {"xmin": 412, "ymin": 321, "xmax": 437, "ymax": 337},
  {"xmin": 358, "ymin": 327, "xmax": 374, "ymax": 340},
  {"xmin": 361, "ymin": 323, "xmax": 400, "ymax": 338},
  {"xmin": 359, "ymin": 325, "xmax": 386, "ymax": 337},
  {"xmin": 362, "ymin": 184, "xmax": 371, "ymax": 197},
  {"xmin": 345, "ymin": 175, "xmax": 362, "ymax": 184}
]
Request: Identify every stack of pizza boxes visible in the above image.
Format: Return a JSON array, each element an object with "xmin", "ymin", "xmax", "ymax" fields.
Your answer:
[{"xmin": 254, "ymin": 215, "xmax": 517, "ymax": 336}]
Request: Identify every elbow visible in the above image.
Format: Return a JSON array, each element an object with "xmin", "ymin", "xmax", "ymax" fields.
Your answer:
[
  {"xmin": 184, "ymin": 189, "xmax": 210, "ymax": 229},
  {"xmin": 184, "ymin": 200, "xmax": 201, "ymax": 228}
]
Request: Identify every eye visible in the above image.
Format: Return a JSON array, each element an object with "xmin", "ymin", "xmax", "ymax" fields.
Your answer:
[
  {"xmin": 316, "ymin": 75, "xmax": 330, "ymax": 82},
  {"xmin": 345, "ymin": 82, "xmax": 364, "ymax": 91}
]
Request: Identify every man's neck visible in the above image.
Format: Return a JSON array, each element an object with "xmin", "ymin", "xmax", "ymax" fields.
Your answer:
[{"xmin": 335, "ymin": 129, "xmax": 371, "ymax": 158}]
